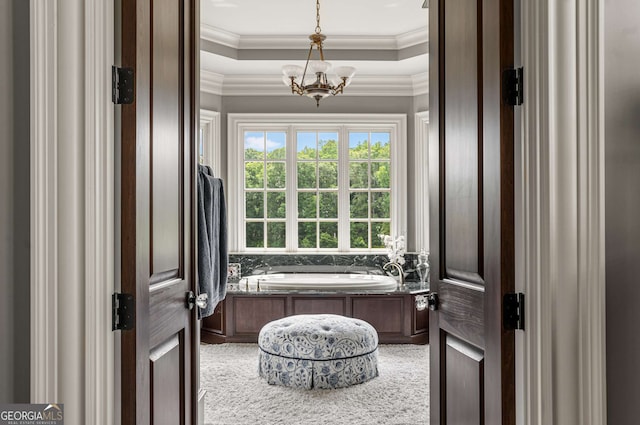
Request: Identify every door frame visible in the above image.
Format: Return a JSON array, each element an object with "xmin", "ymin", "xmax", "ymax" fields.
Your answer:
[
  {"xmin": 517, "ymin": 0, "xmax": 606, "ymax": 424},
  {"xmin": 29, "ymin": 0, "xmax": 114, "ymax": 423},
  {"xmin": 28, "ymin": 1, "xmax": 606, "ymax": 425}
]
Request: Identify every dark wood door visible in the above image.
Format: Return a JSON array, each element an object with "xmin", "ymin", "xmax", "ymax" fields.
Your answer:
[
  {"xmin": 428, "ymin": 0, "xmax": 515, "ymax": 424},
  {"xmin": 119, "ymin": 0, "xmax": 199, "ymax": 424}
]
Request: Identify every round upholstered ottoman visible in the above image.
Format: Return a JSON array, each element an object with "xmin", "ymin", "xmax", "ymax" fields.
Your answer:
[{"xmin": 258, "ymin": 314, "xmax": 379, "ymax": 389}]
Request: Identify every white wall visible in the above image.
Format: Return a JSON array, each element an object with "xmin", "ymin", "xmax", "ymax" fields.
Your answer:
[
  {"xmin": 0, "ymin": 0, "xmax": 31, "ymax": 403},
  {"xmin": 605, "ymin": 0, "xmax": 640, "ymax": 423}
]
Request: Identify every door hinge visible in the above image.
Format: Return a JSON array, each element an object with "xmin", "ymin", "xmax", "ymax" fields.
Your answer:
[
  {"xmin": 112, "ymin": 293, "xmax": 135, "ymax": 331},
  {"xmin": 111, "ymin": 66, "xmax": 134, "ymax": 105},
  {"xmin": 503, "ymin": 292, "xmax": 525, "ymax": 331},
  {"xmin": 503, "ymin": 67, "xmax": 524, "ymax": 106}
]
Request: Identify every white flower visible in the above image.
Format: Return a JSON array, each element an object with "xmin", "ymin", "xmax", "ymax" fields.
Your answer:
[{"xmin": 379, "ymin": 233, "xmax": 405, "ymax": 266}]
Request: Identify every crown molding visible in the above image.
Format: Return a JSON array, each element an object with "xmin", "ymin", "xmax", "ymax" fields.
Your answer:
[
  {"xmin": 200, "ymin": 73, "xmax": 428, "ymax": 97},
  {"xmin": 343, "ymin": 75, "xmax": 421, "ymax": 96},
  {"xmin": 201, "ymin": 23, "xmax": 240, "ymax": 48},
  {"xmin": 200, "ymin": 25, "xmax": 428, "ymax": 51},
  {"xmin": 397, "ymin": 28, "xmax": 429, "ymax": 49},
  {"xmin": 412, "ymin": 72, "xmax": 429, "ymax": 95},
  {"xmin": 239, "ymin": 35, "xmax": 398, "ymax": 50},
  {"xmin": 200, "ymin": 69, "xmax": 224, "ymax": 94}
]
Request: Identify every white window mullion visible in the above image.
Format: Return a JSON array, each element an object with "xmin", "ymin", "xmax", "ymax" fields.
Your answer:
[
  {"xmin": 338, "ymin": 125, "xmax": 350, "ymax": 251},
  {"xmin": 390, "ymin": 120, "xmax": 408, "ymax": 240},
  {"xmin": 227, "ymin": 121, "xmax": 245, "ymax": 251},
  {"xmin": 262, "ymin": 160, "xmax": 267, "ymax": 248},
  {"xmin": 367, "ymin": 132, "xmax": 373, "ymax": 249},
  {"xmin": 286, "ymin": 125, "xmax": 297, "ymax": 251}
]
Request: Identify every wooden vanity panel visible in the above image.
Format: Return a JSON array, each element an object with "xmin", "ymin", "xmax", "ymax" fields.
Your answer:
[
  {"xmin": 292, "ymin": 296, "xmax": 347, "ymax": 316},
  {"xmin": 230, "ymin": 296, "xmax": 287, "ymax": 335},
  {"xmin": 202, "ymin": 292, "xmax": 429, "ymax": 344},
  {"xmin": 412, "ymin": 295, "xmax": 430, "ymax": 344},
  {"xmin": 351, "ymin": 296, "xmax": 405, "ymax": 335},
  {"xmin": 414, "ymin": 299, "xmax": 429, "ymax": 334},
  {"xmin": 200, "ymin": 300, "xmax": 225, "ymax": 344}
]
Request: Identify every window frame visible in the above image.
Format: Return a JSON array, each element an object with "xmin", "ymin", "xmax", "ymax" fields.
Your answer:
[
  {"xmin": 199, "ymin": 109, "xmax": 221, "ymax": 172},
  {"xmin": 228, "ymin": 113, "xmax": 407, "ymax": 253}
]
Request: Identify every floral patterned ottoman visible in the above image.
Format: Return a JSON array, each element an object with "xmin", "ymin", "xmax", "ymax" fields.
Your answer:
[{"xmin": 258, "ymin": 314, "xmax": 379, "ymax": 389}]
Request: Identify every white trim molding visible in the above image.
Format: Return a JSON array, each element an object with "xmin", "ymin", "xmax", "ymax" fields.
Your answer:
[
  {"xmin": 201, "ymin": 73, "xmax": 428, "ymax": 97},
  {"xmin": 414, "ymin": 111, "xmax": 429, "ymax": 252},
  {"xmin": 200, "ymin": 23, "xmax": 428, "ymax": 50},
  {"xmin": 519, "ymin": 0, "xmax": 606, "ymax": 424},
  {"xmin": 200, "ymin": 69, "xmax": 224, "ymax": 95},
  {"xmin": 412, "ymin": 72, "xmax": 429, "ymax": 96},
  {"xmin": 199, "ymin": 109, "xmax": 221, "ymax": 175},
  {"xmin": 576, "ymin": 1, "xmax": 606, "ymax": 423},
  {"xmin": 30, "ymin": 0, "xmax": 114, "ymax": 424},
  {"xmin": 83, "ymin": 0, "xmax": 114, "ymax": 424},
  {"xmin": 30, "ymin": 0, "xmax": 59, "ymax": 404},
  {"xmin": 200, "ymin": 23, "xmax": 240, "ymax": 49}
]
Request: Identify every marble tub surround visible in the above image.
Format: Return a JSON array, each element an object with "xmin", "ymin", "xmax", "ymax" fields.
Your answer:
[
  {"xmin": 228, "ymin": 253, "xmax": 423, "ymax": 282},
  {"xmin": 204, "ymin": 255, "xmax": 431, "ymax": 346}
]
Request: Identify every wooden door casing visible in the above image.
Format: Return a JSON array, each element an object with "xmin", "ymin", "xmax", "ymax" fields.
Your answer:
[
  {"xmin": 429, "ymin": 0, "xmax": 515, "ymax": 424},
  {"xmin": 120, "ymin": 0, "xmax": 198, "ymax": 424}
]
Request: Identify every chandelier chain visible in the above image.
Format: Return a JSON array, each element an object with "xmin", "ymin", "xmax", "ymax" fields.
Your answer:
[{"xmin": 315, "ymin": 0, "xmax": 321, "ymax": 34}]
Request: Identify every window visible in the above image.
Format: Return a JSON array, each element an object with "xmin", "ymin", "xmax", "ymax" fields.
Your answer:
[
  {"xmin": 228, "ymin": 114, "xmax": 407, "ymax": 252},
  {"xmin": 296, "ymin": 130, "xmax": 340, "ymax": 249},
  {"xmin": 244, "ymin": 130, "xmax": 287, "ymax": 248}
]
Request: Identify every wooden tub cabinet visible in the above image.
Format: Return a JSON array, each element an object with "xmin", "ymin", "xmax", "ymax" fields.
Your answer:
[{"xmin": 201, "ymin": 287, "xmax": 429, "ymax": 345}]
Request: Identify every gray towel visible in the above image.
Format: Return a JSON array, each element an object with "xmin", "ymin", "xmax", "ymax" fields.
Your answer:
[{"xmin": 197, "ymin": 165, "xmax": 228, "ymax": 319}]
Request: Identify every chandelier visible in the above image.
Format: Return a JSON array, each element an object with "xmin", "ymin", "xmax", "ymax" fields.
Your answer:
[{"xmin": 282, "ymin": 0, "xmax": 356, "ymax": 107}]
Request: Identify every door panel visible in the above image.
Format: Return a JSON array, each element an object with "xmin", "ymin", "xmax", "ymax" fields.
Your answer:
[
  {"xmin": 438, "ymin": 283, "xmax": 484, "ymax": 349},
  {"xmin": 429, "ymin": 0, "xmax": 515, "ymax": 423},
  {"xmin": 444, "ymin": 0, "xmax": 482, "ymax": 281},
  {"xmin": 444, "ymin": 335, "xmax": 485, "ymax": 424},
  {"xmin": 150, "ymin": 335, "xmax": 183, "ymax": 425},
  {"xmin": 119, "ymin": 0, "xmax": 198, "ymax": 424},
  {"xmin": 151, "ymin": 0, "xmax": 182, "ymax": 277}
]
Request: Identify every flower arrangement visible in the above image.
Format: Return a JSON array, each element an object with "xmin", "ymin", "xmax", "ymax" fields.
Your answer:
[{"xmin": 378, "ymin": 234, "xmax": 406, "ymax": 266}]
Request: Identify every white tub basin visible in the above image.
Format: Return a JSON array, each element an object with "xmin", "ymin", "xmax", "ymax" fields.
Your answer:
[{"xmin": 241, "ymin": 273, "xmax": 398, "ymax": 291}]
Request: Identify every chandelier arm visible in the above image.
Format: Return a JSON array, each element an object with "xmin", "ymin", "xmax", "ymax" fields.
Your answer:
[
  {"xmin": 289, "ymin": 77, "xmax": 302, "ymax": 95},
  {"xmin": 318, "ymin": 41, "xmax": 325, "ymax": 61},
  {"xmin": 331, "ymin": 77, "xmax": 348, "ymax": 95},
  {"xmin": 301, "ymin": 42, "xmax": 316, "ymax": 86}
]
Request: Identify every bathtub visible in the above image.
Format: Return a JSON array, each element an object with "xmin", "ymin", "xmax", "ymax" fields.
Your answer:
[{"xmin": 241, "ymin": 273, "xmax": 398, "ymax": 291}]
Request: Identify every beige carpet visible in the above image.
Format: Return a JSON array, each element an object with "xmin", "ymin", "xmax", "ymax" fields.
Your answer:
[{"xmin": 200, "ymin": 343, "xmax": 429, "ymax": 425}]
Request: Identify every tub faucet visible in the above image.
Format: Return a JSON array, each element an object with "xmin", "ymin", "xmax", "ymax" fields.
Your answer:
[{"xmin": 383, "ymin": 262, "xmax": 405, "ymax": 286}]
